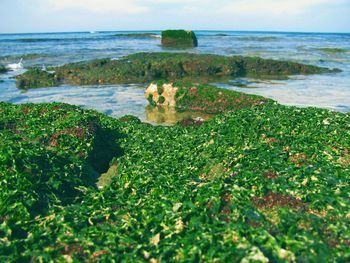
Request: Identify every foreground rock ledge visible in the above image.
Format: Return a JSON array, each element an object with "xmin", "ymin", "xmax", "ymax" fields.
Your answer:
[
  {"xmin": 16, "ymin": 52, "xmax": 341, "ymax": 89},
  {"xmin": 1, "ymin": 100, "xmax": 349, "ymax": 261}
]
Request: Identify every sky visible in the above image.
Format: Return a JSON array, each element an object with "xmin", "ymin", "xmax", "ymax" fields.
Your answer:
[{"xmin": 0, "ymin": 0, "xmax": 349, "ymax": 33}]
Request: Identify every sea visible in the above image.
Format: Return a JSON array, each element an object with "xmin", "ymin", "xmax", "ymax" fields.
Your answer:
[{"xmin": 0, "ymin": 30, "xmax": 349, "ymax": 124}]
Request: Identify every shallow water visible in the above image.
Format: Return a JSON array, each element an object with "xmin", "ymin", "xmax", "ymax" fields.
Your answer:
[{"xmin": 0, "ymin": 30, "xmax": 349, "ymax": 123}]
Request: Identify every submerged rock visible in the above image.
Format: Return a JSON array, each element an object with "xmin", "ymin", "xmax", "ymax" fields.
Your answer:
[
  {"xmin": 16, "ymin": 52, "xmax": 341, "ymax": 89},
  {"xmin": 161, "ymin": 30, "xmax": 198, "ymax": 47},
  {"xmin": 0, "ymin": 65, "xmax": 8, "ymax": 73},
  {"xmin": 146, "ymin": 81, "xmax": 269, "ymax": 114},
  {"xmin": 145, "ymin": 105, "xmax": 212, "ymax": 124}
]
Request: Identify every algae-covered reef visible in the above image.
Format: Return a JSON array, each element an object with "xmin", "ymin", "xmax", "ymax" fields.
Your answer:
[
  {"xmin": 1, "ymin": 97, "xmax": 350, "ymax": 261},
  {"xmin": 16, "ymin": 52, "xmax": 340, "ymax": 89},
  {"xmin": 161, "ymin": 30, "xmax": 198, "ymax": 47},
  {"xmin": 16, "ymin": 68, "xmax": 62, "ymax": 89},
  {"xmin": 146, "ymin": 81, "xmax": 269, "ymax": 113}
]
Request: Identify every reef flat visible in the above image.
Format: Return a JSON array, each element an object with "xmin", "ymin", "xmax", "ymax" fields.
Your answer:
[
  {"xmin": 1, "ymin": 83, "xmax": 350, "ymax": 261},
  {"xmin": 16, "ymin": 52, "xmax": 340, "ymax": 89}
]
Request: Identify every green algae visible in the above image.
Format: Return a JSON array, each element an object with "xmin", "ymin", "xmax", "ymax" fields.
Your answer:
[
  {"xmin": 1, "ymin": 100, "xmax": 349, "ymax": 262},
  {"xmin": 161, "ymin": 30, "xmax": 198, "ymax": 47},
  {"xmin": 16, "ymin": 52, "xmax": 341, "ymax": 89},
  {"xmin": 16, "ymin": 68, "xmax": 61, "ymax": 89},
  {"xmin": 97, "ymin": 161, "xmax": 119, "ymax": 188},
  {"xmin": 153, "ymin": 81, "xmax": 269, "ymax": 114}
]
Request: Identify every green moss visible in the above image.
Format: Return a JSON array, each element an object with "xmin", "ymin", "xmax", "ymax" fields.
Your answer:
[
  {"xmin": 161, "ymin": 30, "xmax": 198, "ymax": 47},
  {"xmin": 16, "ymin": 52, "xmax": 340, "ymax": 89}
]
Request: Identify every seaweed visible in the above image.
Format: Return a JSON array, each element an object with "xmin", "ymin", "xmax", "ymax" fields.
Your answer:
[
  {"xmin": 1, "ymin": 100, "xmax": 349, "ymax": 261},
  {"xmin": 16, "ymin": 52, "xmax": 341, "ymax": 89},
  {"xmin": 16, "ymin": 68, "xmax": 62, "ymax": 89},
  {"xmin": 149, "ymin": 81, "xmax": 269, "ymax": 113}
]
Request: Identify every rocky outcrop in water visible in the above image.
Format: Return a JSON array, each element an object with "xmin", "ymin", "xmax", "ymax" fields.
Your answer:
[
  {"xmin": 16, "ymin": 52, "xmax": 341, "ymax": 89},
  {"xmin": 161, "ymin": 30, "xmax": 198, "ymax": 47}
]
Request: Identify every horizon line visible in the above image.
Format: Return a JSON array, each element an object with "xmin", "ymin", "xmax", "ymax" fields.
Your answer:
[{"xmin": 0, "ymin": 29, "xmax": 349, "ymax": 35}]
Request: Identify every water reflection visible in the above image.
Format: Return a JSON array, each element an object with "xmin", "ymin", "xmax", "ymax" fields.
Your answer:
[
  {"xmin": 145, "ymin": 105, "xmax": 213, "ymax": 125},
  {"xmin": 0, "ymin": 79, "xmax": 214, "ymax": 125}
]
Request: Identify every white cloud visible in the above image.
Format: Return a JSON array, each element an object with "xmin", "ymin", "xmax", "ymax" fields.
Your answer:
[
  {"xmin": 47, "ymin": 0, "xmax": 148, "ymax": 14},
  {"xmin": 220, "ymin": 0, "xmax": 345, "ymax": 15},
  {"xmin": 41, "ymin": 0, "xmax": 348, "ymax": 17}
]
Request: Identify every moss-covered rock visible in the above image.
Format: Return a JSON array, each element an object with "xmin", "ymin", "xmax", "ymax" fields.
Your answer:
[
  {"xmin": 16, "ymin": 68, "xmax": 61, "ymax": 89},
  {"xmin": 1, "ymin": 101, "xmax": 350, "ymax": 262},
  {"xmin": 16, "ymin": 52, "xmax": 341, "ymax": 89},
  {"xmin": 147, "ymin": 81, "xmax": 269, "ymax": 113},
  {"xmin": 161, "ymin": 30, "xmax": 198, "ymax": 47}
]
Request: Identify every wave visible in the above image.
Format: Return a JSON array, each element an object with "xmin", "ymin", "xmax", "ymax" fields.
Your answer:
[
  {"xmin": 0, "ymin": 53, "xmax": 49, "ymax": 61},
  {"xmin": 0, "ymin": 34, "xmax": 162, "ymax": 43},
  {"xmin": 0, "ymin": 36, "xmax": 115, "ymax": 43},
  {"xmin": 234, "ymin": 36, "xmax": 281, "ymax": 41},
  {"xmin": 113, "ymin": 33, "xmax": 160, "ymax": 39},
  {"xmin": 316, "ymin": 47, "xmax": 348, "ymax": 54}
]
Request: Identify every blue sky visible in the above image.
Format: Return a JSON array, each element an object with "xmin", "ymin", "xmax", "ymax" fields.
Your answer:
[{"xmin": 0, "ymin": 0, "xmax": 349, "ymax": 33}]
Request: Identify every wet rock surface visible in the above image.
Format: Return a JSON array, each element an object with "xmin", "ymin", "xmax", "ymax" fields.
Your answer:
[
  {"xmin": 16, "ymin": 52, "xmax": 340, "ymax": 89},
  {"xmin": 146, "ymin": 81, "xmax": 270, "ymax": 113},
  {"xmin": 161, "ymin": 29, "xmax": 198, "ymax": 47}
]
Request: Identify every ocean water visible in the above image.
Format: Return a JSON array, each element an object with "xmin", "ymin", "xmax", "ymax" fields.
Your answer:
[{"xmin": 0, "ymin": 30, "xmax": 349, "ymax": 124}]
